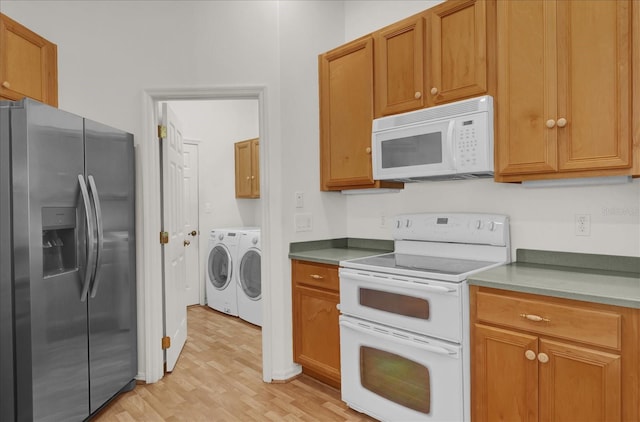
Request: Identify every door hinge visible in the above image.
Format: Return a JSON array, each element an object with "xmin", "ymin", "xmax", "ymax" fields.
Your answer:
[
  {"xmin": 162, "ymin": 336, "xmax": 171, "ymax": 350},
  {"xmin": 157, "ymin": 125, "xmax": 167, "ymax": 139},
  {"xmin": 160, "ymin": 231, "xmax": 169, "ymax": 244}
]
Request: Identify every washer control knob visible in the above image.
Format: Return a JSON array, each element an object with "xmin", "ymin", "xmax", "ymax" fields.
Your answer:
[
  {"xmin": 252, "ymin": 236, "xmax": 259, "ymax": 245},
  {"xmin": 218, "ymin": 233, "xmax": 224, "ymax": 240}
]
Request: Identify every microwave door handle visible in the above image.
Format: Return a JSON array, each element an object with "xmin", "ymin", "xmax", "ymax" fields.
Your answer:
[{"xmin": 447, "ymin": 120, "xmax": 456, "ymax": 168}]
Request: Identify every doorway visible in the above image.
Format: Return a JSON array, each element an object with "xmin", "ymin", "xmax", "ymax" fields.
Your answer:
[{"xmin": 139, "ymin": 87, "xmax": 271, "ymax": 385}]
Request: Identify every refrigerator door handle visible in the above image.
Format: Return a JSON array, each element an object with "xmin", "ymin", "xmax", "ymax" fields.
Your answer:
[
  {"xmin": 78, "ymin": 174, "xmax": 97, "ymax": 302},
  {"xmin": 87, "ymin": 175, "xmax": 104, "ymax": 298}
]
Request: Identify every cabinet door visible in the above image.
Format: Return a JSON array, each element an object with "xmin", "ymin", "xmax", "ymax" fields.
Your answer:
[
  {"xmin": 495, "ymin": 0, "xmax": 558, "ymax": 176},
  {"xmin": 426, "ymin": 0, "xmax": 489, "ymax": 106},
  {"xmin": 234, "ymin": 140, "xmax": 253, "ymax": 198},
  {"xmin": 556, "ymin": 0, "xmax": 632, "ymax": 172},
  {"xmin": 292, "ymin": 284, "xmax": 341, "ymax": 388},
  {"xmin": 250, "ymin": 139, "xmax": 260, "ymax": 197},
  {"xmin": 539, "ymin": 339, "xmax": 621, "ymax": 422},
  {"xmin": 0, "ymin": 14, "xmax": 57, "ymax": 107},
  {"xmin": 473, "ymin": 324, "xmax": 538, "ymax": 422},
  {"xmin": 319, "ymin": 37, "xmax": 376, "ymax": 190},
  {"xmin": 374, "ymin": 15, "xmax": 425, "ymax": 117}
]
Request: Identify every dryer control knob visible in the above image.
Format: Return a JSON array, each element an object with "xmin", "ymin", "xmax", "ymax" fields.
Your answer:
[
  {"xmin": 252, "ymin": 237, "xmax": 259, "ymax": 245},
  {"xmin": 218, "ymin": 233, "xmax": 224, "ymax": 240}
]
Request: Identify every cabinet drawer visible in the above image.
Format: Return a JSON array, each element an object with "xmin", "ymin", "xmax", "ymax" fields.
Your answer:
[
  {"xmin": 476, "ymin": 291, "xmax": 622, "ymax": 350},
  {"xmin": 292, "ymin": 260, "xmax": 339, "ymax": 291}
]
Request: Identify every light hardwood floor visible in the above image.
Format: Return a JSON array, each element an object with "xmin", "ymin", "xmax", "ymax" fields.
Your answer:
[{"xmin": 93, "ymin": 305, "xmax": 376, "ymax": 421}]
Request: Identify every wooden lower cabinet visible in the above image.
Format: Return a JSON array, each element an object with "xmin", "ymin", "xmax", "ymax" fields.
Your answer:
[
  {"xmin": 471, "ymin": 286, "xmax": 639, "ymax": 422},
  {"xmin": 291, "ymin": 260, "xmax": 341, "ymax": 388}
]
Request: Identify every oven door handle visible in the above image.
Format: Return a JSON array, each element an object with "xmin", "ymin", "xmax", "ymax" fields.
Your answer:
[
  {"xmin": 342, "ymin": 272, "xmax": 458, "ymax": 294},
  {"xmin": 340, "ymin": 318, "xmax": 459, "ymax": 357}
]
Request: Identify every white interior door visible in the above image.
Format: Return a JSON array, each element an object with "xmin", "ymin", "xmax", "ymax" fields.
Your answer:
[
  {"xmin": 183, "ymin": 142, "xmax": 200, "ymax": 305},
  {"xmin": 161, "ymin": 103, "xmax": 188, "ymax": 372}
]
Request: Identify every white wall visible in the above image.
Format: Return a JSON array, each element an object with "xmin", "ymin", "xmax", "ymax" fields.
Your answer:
[{"xmin": 167, "ymin": 100, "xmax": 261, "ymax": 231}]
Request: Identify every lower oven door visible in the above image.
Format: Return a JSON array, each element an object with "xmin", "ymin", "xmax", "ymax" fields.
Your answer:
[
  {"xmin": 340, "ymin": 315, "xmax": 464, "ymax": 422},
  {"xmin": 339, "ymin": 268, "xmax": 464, "ymax": 342}
]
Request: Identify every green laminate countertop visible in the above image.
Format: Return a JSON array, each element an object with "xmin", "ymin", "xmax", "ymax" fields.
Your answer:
[
  {"xmin": 288, "ymin": 238, "xmax": 393, "ymax": 266},
  {"xmin": 468, "ymin": 249, "xmax": 640, "ymax": 309}
]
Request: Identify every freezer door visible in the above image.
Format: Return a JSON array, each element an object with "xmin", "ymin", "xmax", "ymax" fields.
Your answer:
[
  {"xmin": 11, "ymin": 99, "xmax": 90, "ymax": 421},
  {"xmin": 84, "ymin": 119, "xmax": 137, "ymax": 413}
]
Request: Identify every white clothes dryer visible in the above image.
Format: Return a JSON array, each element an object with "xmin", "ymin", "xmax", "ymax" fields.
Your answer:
[
  {"xmin": 205, "ymin": 229, "xmax": 241, "ymax": 316},
  {"xmin": 236, "ymin": 229, "xmax": 262, "ymax": 326}
]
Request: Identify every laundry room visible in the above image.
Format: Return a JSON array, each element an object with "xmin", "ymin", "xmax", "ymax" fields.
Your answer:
[{"xmin": 161, "ymin": 99, "xmax": 263, "ymax": 321}]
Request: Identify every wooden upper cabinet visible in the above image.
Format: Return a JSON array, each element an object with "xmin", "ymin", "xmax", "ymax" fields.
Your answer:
[
  {"xmin": 374, "ymin": 15, "xmax": 425, "ymax": 117},
  {"xmin": 234, "ymin": 138, "xmax": 259, "ymax": 198},
  {"xmin": 426, "ymin": 0, "xmax": 492, "ymax": 107},
  {"xmin": 0, "ymin": 13, "xmax": 58, "ymax": 107},
  {"xmin": 319, "ymin": 36, "xmax": 403, "ymax": 191},
  {"xmin": 495, "ymin": 0, "xmax": 634, "ymax": 181}
]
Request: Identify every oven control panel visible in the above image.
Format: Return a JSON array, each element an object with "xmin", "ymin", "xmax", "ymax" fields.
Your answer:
[{"xmin": 392, "ymin": 213, "xmax": 509, "ymax": 246}]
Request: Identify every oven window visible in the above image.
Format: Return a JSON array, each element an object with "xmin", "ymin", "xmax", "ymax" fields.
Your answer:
[
  {"xmin": 359, "ymin": 288, "xmax": 429, "ymax": 320},
  {"xmin": 360, "ymin": 346, "xmax": 431, "ymax": 414},
  {"xmin": 381, "ymin": 132, "xmax": 443, "ymax": 168}
]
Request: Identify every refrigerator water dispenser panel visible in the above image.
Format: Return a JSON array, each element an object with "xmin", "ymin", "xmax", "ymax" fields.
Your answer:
[{"xmin": 42, "ymin": 207, "xmax": 76, "ymax": 276}]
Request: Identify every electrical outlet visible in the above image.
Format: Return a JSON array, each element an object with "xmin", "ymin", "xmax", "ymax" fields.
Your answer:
[
  {"xmin": 295, "ymin": 213, "xmax": 312, "ymax": 232},
  {"xmin": 575, "ymin": 214, "xmax": 591, "ymax": 236}
]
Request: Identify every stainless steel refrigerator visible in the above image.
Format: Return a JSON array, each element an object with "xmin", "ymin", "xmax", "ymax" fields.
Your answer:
[{"xmin": 0, "ymin": 98, "xmax": 137, "ymax": 421}]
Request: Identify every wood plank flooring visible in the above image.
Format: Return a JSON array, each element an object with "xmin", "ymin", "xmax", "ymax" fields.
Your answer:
[{"xmin": 93, "ymin": 305, "xmax": 376, "ymax": 421}]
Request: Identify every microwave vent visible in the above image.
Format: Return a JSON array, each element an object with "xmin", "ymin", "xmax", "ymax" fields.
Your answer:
[{"xmin": 373, "ymin": 95, "xmax": 493, "ymax": 132}]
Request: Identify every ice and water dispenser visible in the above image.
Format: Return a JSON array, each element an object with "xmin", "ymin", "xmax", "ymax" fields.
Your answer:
[{"xmin": 42, "ymin": 207, "xmax": 76, "ymax": 277}]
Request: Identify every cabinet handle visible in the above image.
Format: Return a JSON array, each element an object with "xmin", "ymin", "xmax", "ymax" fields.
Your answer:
[
  {"xmin": 557, "ymin": 118, "xmax": 567, "ymax": 128},
  {"xmin": 545, "ymin": 119, "xmax": 556, "ymax": 128},
  {"xmin": 365, "ymin": 147, "xmax": 371, "ymax": 154},
  {"xmin": 525, "ymin": 350, "xmax": 536, "ymax": 361},
  {"xmin": 537, "ymin": 352, "xmax": 549, "ymax": 363},
  {"xmin": 1, "ymin": 81, "xmax": 10, "ymax": 89},
  {"xmin": 430, "ymin": 87, "xmax": 438, "ymax": 95},
  {"xmin": 414, "ymin": 91, "xmax": 422, "ymax": 99},
  {"xmin": 336, "ymin": 303, "xmax": 341, "ymax": 311},
  {"xmin": 520, "ymin": 313, "xmax": 550, "ymax": 322},
  {"xmin": 309, "ymin": 274, "xmax": 324, "ymax": 280}
]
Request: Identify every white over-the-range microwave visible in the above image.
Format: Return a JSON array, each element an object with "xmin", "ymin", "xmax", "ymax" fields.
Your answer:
[{"xmin": 372, "ymin": 95, "xmax": 494, "ymax": 182}]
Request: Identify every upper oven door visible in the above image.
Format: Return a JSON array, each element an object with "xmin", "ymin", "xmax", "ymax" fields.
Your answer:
[
  {"xmin": 339, "ymin": 268, "xmax": 464, "ymax": 343},
  {"xmin": 372, "ymin": 118, "xmax": 455, "ymax": 180}
]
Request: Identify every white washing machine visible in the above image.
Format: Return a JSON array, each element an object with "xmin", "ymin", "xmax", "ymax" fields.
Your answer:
[
  {"xmin": 236, "ymin": 229, "xmax": 262, "ymax": 326},
  {"xmin": 205, "ymin": 229, "xmax": 241, "ymax": 316}
]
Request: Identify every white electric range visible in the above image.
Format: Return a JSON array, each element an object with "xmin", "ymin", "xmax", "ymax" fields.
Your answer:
[{"xmin": 339, "ymin": 212, "xmax": 511, "ymax": 422}]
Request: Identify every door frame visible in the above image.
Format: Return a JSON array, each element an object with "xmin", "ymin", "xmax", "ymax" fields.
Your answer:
[{"xmin": 139, "ymin": 87, "xmax": 271, "ymax": 384}]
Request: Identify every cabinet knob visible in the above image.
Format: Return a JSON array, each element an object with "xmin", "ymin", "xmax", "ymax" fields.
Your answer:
[
  {"xmin": 365, "ymin": 147, "xmax": 371, "ymax": 154},
  {"xmin": 246, "ymin": 176, "xmax": 251, "ymax": 180},
  {"xmin": 251, "ymin": 175, "xmax": 255, "ymax": 180},
  {"xmin": 430, "ymin": 87, "xmax": 438, "ymax": 95},
  {"xmin": 525, "ymin": 350, "xmax": 536, "ymax": 361},
  {"xmin": 545, "ymin": 119, "xmax": 556, "ymax": 128},
  {"xmin": 414, "ymin": 91, "xmax": 422, "ymax": 99},
  {"xmin": 537, "ymin": 352, "xmax": 549, "ymax": 364},
  {"xmin": 557, "ymin": 118, "xmax": 567, "ymax": 128},
  {"xmin": 1, "ymin": 81, "xmax": 10, "ymax": 89}
]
